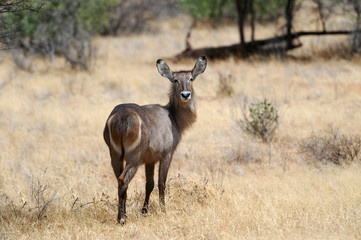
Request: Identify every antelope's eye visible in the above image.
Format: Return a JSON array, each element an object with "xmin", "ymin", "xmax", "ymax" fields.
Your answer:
[
  {"xmin": 190, "ymin": 77, "xmax": 194, "ymax": 81},
  {"xmin": 174, "ymin": 79, "xmax": 178, "ymax": 83}
]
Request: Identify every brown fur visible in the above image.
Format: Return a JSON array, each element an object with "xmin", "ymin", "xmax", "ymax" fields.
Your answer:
[{"xmin": 103, "ymin": 57, "xmax": 207, "ymax": 224}]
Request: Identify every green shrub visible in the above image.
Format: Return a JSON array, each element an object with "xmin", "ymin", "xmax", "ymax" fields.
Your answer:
[
  {"xmin": 1, "ymin": 0, "xmax": 119, "ymax": 69},
  {"xmin": 77, "ymin": 0, "xmax": 120, "ymax": 34},
  {"xmin": 240, "ymin": 99, "xmax": 279, "ymax": 142},
  {"xmin": 106, "ymin": 0, "xmax": 164, "ymax": 35},
  {"xmin": 178, "ymin": 0, "xmax": 289, "ymax": 23},
  {"xmin": 4, "ymin": 0, "xmax": 119, "ymax": 36},
  {"xmin": 178, "ymin": 0, "xmax": 236, "ymax": 22},
  {"xmin": 253, "ymin": 0, "xmax": 289, "ymax": 22}
]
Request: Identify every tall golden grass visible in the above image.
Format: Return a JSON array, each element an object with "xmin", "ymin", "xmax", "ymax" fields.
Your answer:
[{"xmin": 1, "ymin": 12, "xmax": 361, "ymax": 239}]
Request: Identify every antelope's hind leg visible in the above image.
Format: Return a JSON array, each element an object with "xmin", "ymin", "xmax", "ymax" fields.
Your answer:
[
  {"xmin": 117, "ymin": 152, "xmax": 142, "ymax": 225},
  {"xmin": 117, "ymin": 180, "xmax": 127, "ymax": 225},
  {"xmin": 107, "ymin": 147, "xmax": 127, "ymax": 224},
  {"xmin": 110, "ymin": 147, "xmax": 123, "ymax": 179}
]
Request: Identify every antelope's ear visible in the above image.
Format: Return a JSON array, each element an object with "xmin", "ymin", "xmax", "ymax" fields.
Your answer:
[
  {"xmin": 156, "ymin": 59, "xmax": 174, "ymax": 82},
  {"xmin": 191, "ymin": 56, "xmax": 207, "ymax": 80}
]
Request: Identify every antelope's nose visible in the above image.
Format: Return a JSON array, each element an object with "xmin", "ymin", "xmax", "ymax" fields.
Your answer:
[{"xmin": 181, "ymin": 91, "xmax": 191, "ymax": 100}]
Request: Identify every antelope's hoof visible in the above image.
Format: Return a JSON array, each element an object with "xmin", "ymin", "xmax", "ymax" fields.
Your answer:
[
  {"xmin": 118, "ymin": 217, "xmax": 126, "ymax": 225},
  {"xmin": 141, "ymin": 207, "xmax": 148, "ymax": 214}
]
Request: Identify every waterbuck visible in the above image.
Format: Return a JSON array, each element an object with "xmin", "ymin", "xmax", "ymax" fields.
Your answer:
[{"xmin": 103, "ymin": 56, "xmax": 207, "ymax": 224}]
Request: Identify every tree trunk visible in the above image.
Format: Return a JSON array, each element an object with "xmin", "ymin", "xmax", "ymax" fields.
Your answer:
[
  {"xmin": 315, "ymin": 0, "xmax": 326, "ymax": 32},
  {"xmin": 351, "ymin": 0, "xmax": 361, "ymax": 52},
  {"xmin": 285, "ymin": 0, "xmax": 295, "ymax": 49},
  {"xmin": 249, "ymin": 0, "xmax": 255, "ymax": 42},
  {"xmin": 235, "ymin": 0, "xmax": 249, "ymax": 46}
]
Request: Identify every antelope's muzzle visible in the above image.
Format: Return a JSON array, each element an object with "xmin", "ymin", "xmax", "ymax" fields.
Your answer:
[{"xmin": 180, "ymin": 91, "xmax": 191, "ymax": 101}]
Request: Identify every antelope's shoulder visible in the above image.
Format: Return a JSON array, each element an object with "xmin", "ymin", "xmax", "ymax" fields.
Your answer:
[
  {"xmin": 142, "ymin": 104, "xmax": 170, "ymax": 121},
  {"xmin": 142, "ymin": 104, "xmax": 173, "ymax": 151}
]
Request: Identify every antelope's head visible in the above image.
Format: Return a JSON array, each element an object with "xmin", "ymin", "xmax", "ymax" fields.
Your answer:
[{"xmin": 156, "ymin": 56, "xmax": 207, "ymax": 104}]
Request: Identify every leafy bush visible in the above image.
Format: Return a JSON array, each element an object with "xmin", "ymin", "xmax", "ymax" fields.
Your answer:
[
  {"xmin": 300, "ymin": 128, "xmax": 361, "ymax": 165},
  {"xmin": 240, "ymin": 99, "xmax": 279, "ymax": 142},
  {"xmin": 1, "ymin": 0, "xmax": 176, "ymax": 68},
  {"xmin": 0, "ymin": 0, "xmax": 42, "ymax": 44},
  {"xmin": 253, "ymin": 0, "xmax": 289, "ymax": 22},
  {"xmin": 178, "ymin": 0, "xmax": 289, "ymax": 23},
  {"xmin": 178, "ymin": 0, "xmax": 236, "ymax": 22},
  {"xmin": 1, "ymin": 0, "xmax": 119, "ymax": 69},
  {"xmin": 77, "ymin": 0, "xmax": 120, "ymax": 35},
  {"xmin": 4, "ymin": 0, "xmax": 118, "ymax": 36},
  {"xmin": 107, "ymin": 0, "xmax": 169, "ymax": 35}
]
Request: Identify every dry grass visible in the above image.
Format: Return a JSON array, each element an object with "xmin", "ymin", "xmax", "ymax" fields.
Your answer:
[
  {"xmin": 300, "ymin": 127, "xmax": 361, "ymax": 165},
  {"xmin": 217, "ymin": 72, "xmax": 235, "ymax": 98},
  {"xmin": 2, "ymin": 168, "xmax": 361, "ymax": 239},
  {"xmin": 1, "ymin": 10, "xmax": 361, "ymax": 240}
]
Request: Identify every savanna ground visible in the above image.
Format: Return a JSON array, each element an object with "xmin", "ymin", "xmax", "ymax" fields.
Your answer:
[{"xmin": 1, "ymin": 12, "xmax": 361, "ymax": 240}]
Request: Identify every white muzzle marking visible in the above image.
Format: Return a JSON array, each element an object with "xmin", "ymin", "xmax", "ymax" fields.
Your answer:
[{"xmin": 181, "ymin": 91, "xmax": 191, "ymax": 101}]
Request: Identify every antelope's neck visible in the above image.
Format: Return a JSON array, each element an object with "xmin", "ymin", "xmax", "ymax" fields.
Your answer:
[{"xmin": 167, "ymin": 97, "xmax": 197, "ymax": 135}]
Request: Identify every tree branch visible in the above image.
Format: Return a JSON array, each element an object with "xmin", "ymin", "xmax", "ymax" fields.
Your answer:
[{"xmin": 174, "ymin": 30, "xmax": 357, "ymax": 60}]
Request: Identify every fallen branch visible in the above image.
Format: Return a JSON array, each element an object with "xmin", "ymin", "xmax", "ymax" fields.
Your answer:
[{"xmin": 174, "ymin": 30, "xmax": 357, "ymax": 60}]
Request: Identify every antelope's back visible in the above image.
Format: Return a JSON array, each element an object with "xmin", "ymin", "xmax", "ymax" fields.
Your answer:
[{"xmin": 104, "ymin": 103, "xmax": 178, "ymax": 161}]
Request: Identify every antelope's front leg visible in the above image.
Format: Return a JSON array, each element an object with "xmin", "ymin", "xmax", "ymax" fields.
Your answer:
[{"xmin": 158, "ymin": 154, "xmax": 172, "ymax": 212}]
